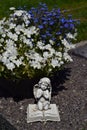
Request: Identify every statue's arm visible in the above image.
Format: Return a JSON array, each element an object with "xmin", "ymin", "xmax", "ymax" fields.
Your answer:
[{"xmin": 33, "ymin": 84, "xmax": 43, "ymax": 99}]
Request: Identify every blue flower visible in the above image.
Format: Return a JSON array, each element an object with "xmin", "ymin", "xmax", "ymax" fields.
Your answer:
[
  {"xmin": 28, "ymin": 3, "xmax": 78, "ymax": 46},
  {"xmin": 57, "ymin": 9, "xmax": 61, "ymax": 13},
  {"xmin": 41, "ymin": 34, "xmax": 46, "ymax": 38},
  {"xmin": 45, "ymin": 31, "xmax": 52, "ymax": 37},
  {"xmin": 61, "ymin": 18, "xmax": 66, "ymax": 24},
  {"xmin": 57, "ymin": 42, "xmax": 60, "ymax": 46},
  {"xmin": 70, "ymin": 23, "xmax": 75, "ymax": 29},
  {"xmin": 43, "ymin": 21, "xmax": 48, "ymax": 25},
  {"xmin": 49, "ymin": 21, "xmax": 54, "ymax": 25},
  {"xmin": 68, "ymin": 14, "xmax": 72, "ymax": 18},
  {"xmin": 68, "ymin": 19, "xmax": 73, "ymax": 23},
  {"xmin": 38, "ymin": 25, "xmax": 44, "ymax": 29},
  {"xmin": 56, "ymin": 32, "xmax": 61, "ymax": 35},
  {"xmin": 64, "ymin": 23, "xmax": 69, "ymax": 28},
  {"xmin": 34, "ymin": 18, "xmax": 38, "ymax": 23},
  {"xmin": 51, "ymin": 37, "xmax": 56, "ymax": 41}
]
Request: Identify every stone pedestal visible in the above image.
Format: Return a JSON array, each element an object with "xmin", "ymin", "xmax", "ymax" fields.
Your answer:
[{"xmin": 27, "ymin": 104, "xmax": 60, "ymax": 123}]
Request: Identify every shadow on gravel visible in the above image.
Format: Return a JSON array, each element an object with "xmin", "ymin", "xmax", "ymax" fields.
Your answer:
[
  {"xmin": 50, "ymin": 68, "xmax": 71, "ymax": 96},
  {"xmin": 0, "ymin": 68, "xmax": 71, "ymax": 101},
  {"xmin": 0, "ymin": 114, "xmax": 17, "ymax": 130},
  {"xmin": 0, "ymin": 77, "xmax": 39, "ymax": 101}
]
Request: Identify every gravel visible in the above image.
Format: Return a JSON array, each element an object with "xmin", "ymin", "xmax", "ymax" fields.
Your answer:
[{"xmin": 0, "ymin": 53, "xmax": 87, "ymax": 130}]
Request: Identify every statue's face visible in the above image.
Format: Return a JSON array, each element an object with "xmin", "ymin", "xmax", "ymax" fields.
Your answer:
[{"xmin": 39, "ymin": 82, "xmax": 48, "ymax": 90}]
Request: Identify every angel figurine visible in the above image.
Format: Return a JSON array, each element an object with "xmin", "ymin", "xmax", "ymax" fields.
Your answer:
[{"xmin": 33, "ymin": 77, "xmax": 52, "ymax": 111}]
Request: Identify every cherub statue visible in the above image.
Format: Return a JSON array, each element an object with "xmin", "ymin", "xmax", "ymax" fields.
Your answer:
[{"xmin": 33, "ymin": 77, "xmax": 52, "ymax": 111}]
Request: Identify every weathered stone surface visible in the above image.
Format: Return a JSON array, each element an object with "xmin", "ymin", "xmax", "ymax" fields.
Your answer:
[
  {"xmin": 27, "ymin": 104, "xmax": 60, "ymax": 123},
  {"xmin": 72, "ymin": 42, "xmax": 87, "ymax": 59},
  {"xmin": 0, "ymin": 114, "xmax": 17, "ymax": 130}
]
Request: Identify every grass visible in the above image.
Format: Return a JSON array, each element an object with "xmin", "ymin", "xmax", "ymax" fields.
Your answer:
[{"xmin": 0, "ymin": 0, "xmax": 87, "ymax": 42}]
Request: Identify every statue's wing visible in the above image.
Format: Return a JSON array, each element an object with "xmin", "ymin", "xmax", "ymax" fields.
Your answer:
[
  {"xmin": 33, "ymin": 84, "xmax": 39, "ymax": 99},
  {"xmin": 49, "ymin": 84, "xmax": 52, "ymax": 101}
]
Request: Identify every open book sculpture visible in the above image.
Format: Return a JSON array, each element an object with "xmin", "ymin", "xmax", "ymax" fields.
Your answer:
[{"xmin": 27, "ymin": 77, "xmax": 60, "ymax": 123}]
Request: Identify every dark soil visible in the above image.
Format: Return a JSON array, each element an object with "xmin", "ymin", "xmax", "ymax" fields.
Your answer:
[{"xmin": 0, "ymin": 54, "xmax": 87, "ymax": 130}]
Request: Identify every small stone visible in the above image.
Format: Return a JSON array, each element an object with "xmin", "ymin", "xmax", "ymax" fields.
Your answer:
[
  {"xmin": 16, "ymin": 120, "xmax": 20, "ymax": 123},
  {"xmin": 9, "ymin": 99, "xmax": 13, "ymax": 103},
  {"xmin": 19, "ymin": 106, "xmax": 24, "ymax": 110},
  {"xmin": 0, "ymin": 105, "xmax": 3, "ymax": 109}
]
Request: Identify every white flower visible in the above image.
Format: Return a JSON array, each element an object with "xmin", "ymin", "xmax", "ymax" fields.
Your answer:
[
  {"xmin": 63, "ymin": 52, "xmax": 73, "ymax": 62},
  {"xmin": 66, "ymin": 33, "xmax": 74, "ymax": 39},
  {"xmin": 14, "ymin": 10, "xmax": 25, "ymax": 17},
  {"xmin": 49, "ymin": 48, "xmax": 55, "ymax": 56},
  {"xmin": 25, "ymin": 20, "xmax": 30, "ymax": 26},
  {"xmin": 33, "ymin": 53, "xmax": 43, "ymax": 62},
  {"xmin": 66, "ymin": 32, "xmax": 77, "ymax": 40},
  {"xmin": 6, "ymin": 39, "xmax": 14, "ymax": 45},
  {"xmin": 61, "ymin": 39, "xmax": 73, "ymax": 50},
  {"xmin": 29, "ymin": 60, "xmax": 41, "ymax": 69},
  {"xmin": 24, "ymin": 29, "xmax": 31, "ymax": 38},
  {"xmin": 23, "ymin": 15, "xmax": 28, "ymax": 21},
  {"xmin": 23, "ymin": 26, "xmax": 39, "ymax": 38},
  {"xmin": 6, "ymin": 62, "xmax": 15, "ymax": 70},
  {"xmin": 60, "ymin": 61, "xmax": 64, "ymax": 65},
  {"xmin": 23, "ymin": 37, "xmax": 32, "ymax": 47},
  {"xmin": 9, "ymin": 23, "xmax": 16, "ymax": 29},
  {"xmin": 30, "ymin": 26, "xmax": 39, "ymax": 35},
  {"xmin": 49, "ymin": 39, "xmax": 54, "ymax": 45},
  {"xmin": 27, "ymin": 14, "xmax": 31, "ymax": 19},
  {"xmin": 1, "ymin": 40, "xmax": 18, "ymax": 62},
  {"xmin": 1, "ymin": 55, "xmax": 9, "ymax": 64},
  {"xmin": 7, "ymin": 32, "xmax": 13, "ymax": 38},
  {"xmin": 9, "ymin": 56, "xmax": 16, "ymax": 61},
  {"xmin": 37, "ymin": 41, "xmax": 45, "ymax": 50},
  {"xmin": 0, "ymin": 38, "xmax": 4, "ymax": 43},
  {"xmin": 0, "ymin": 18, "xmax": 6, "ymax": 25},
  {"xmin": 28, "ymin": 51, "xmax": 44, "ymax": 69},
  {"xmin": 0, "ymin": 27, "xmax": 4, "ymax": 34},
  {"xmin": 15, "ymin": 25, "xmax": 21, "ymax": 34},
  {"xmin": 9, "ymin": 7, "xmax": 15, "ymax": 10},
  {"xmin": 51, "ymin": 58, "xmax": 59, "ymax": 68},
  {"xmin": 55, "ymin": 52, "xmax": 62, "ymax": 57},
  {"xmin": 14, "ymin": 59, "xmax": 23, "ymax": 67},
  {"xmin": 74, "ymin": 32, "xmax": 77, "ymax": 37},
  {"xmin": 45, "ymin": 44, "xmax": 51, "ymax": 50},
  {"xmin": 23, "ymin": 14, "xmax": 31, "ymax": 25},
  {"xmin": 2, "ymin": 34, "xmax": 6, "ymax": 38},
  {"xmin": 43, "ymin": 51, "xmax": 50, "ymax": 59},
  {"xmin": 7, "ymin": 32, "xmax": 18, "ymax": 41},
  {"xmin": 13, "ymin": 34, "xmax": 18, "ymax": 41}
]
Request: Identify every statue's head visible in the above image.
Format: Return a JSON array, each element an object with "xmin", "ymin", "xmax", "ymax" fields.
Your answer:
[{"xmin": 38, "ymin": 77, "xmax": 51, "ymax": 90}]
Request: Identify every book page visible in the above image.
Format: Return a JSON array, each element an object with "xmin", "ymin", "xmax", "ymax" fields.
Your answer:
[
  {"xmin": 44, "ymin": 104, "xmax": 60, "ymax": 121},
  {"xmin": 27, "ymin": 104, "xmax": 43, "ymax": 122}
]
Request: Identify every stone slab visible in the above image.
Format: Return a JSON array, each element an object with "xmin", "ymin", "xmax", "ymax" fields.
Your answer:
[
  {"xmin": 71, "ymin": 43, "xmax": 87, "ymax": 59},
  {"xmin": 27, "ymin": 104, "xmax": 60, "ymax": 123},
  {"xmin": 0, "ymin": 114, "xmax": 17, "ymax": 130}
]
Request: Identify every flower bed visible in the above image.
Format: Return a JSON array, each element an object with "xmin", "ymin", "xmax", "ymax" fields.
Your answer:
[{"xmin": 0, "ymin": 3, "xmax": 78, "ymax": 80}]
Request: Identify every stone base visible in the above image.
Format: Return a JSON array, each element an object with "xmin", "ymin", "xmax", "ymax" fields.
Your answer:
[
  {"xmin": 27, "ymin": 104, "xmax": 60, "ymax": 123},
  {"xmin": 72, "ymin": 43, "xmax": 87, "ymax": 59}
]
